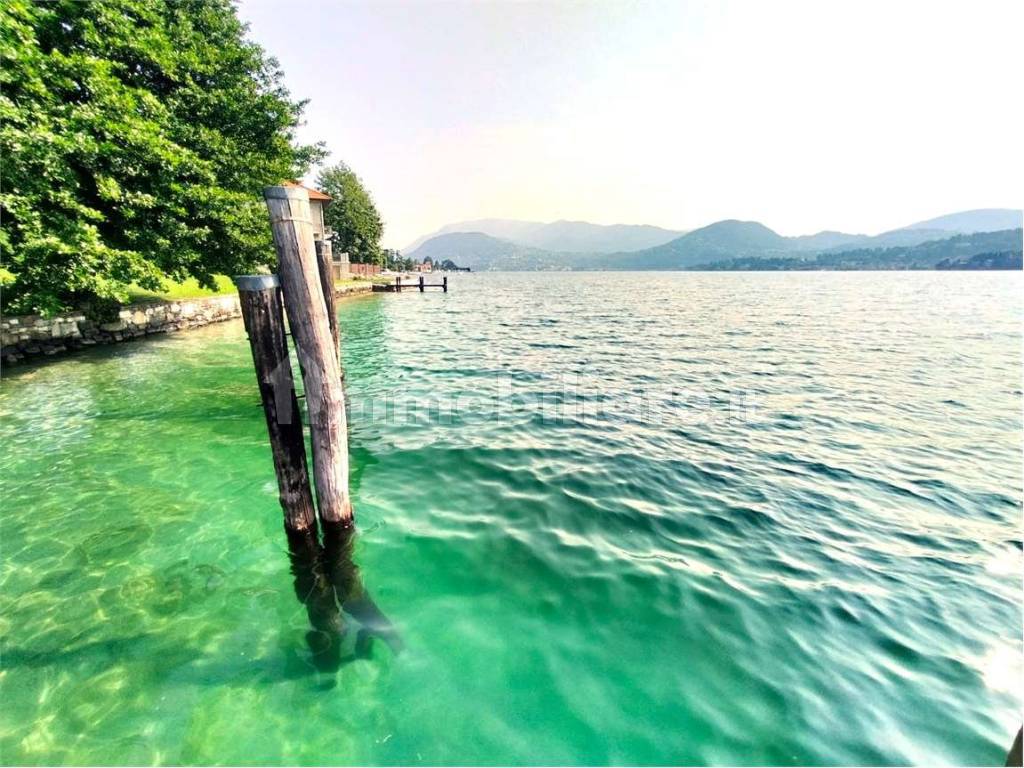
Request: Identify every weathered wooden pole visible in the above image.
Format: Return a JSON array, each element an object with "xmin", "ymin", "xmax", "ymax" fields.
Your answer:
[
  {"xmin": 314, "ymin": 239, "xmax": 339, "ymax": 361},
  {"xmin": 235, "ymin": 275, "xmax": 318, "ymax": 533},
  {"xmin": 419, "ymin": 274, "xmax": 425, "ymax": 292},
  {"xmin": 263, "ymin": 186, "xmax": 353, "ymax": 526},
  {"xmin": 395, "ymin": 274, "xmax": 402, "ymax": 293},
  {"xmin": 443, "ymin": 276, "xmax": 448, "ymax": 293}
]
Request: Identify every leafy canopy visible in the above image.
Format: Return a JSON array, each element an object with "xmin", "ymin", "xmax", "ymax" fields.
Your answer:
[
  {"xmin": 0, "ymin": 0, "xmax": 324, "ymax": 314},
  {"xmin": 382, "ymin": 248, "xmax": 415, "ymax": 272},
  {"xmin": 316, "ymin": 162, "xmax": 384, "ymax": 266}
]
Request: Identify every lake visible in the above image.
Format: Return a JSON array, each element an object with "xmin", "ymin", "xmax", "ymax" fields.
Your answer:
[{"xmin": 1, "ymin": 271, "xmax": 1021, "ymax": 765}]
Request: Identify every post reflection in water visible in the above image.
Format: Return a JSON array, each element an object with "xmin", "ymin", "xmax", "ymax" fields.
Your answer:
[{"xmin": 285, "ymin": 522, "xmax": 402, "ymax": 673}]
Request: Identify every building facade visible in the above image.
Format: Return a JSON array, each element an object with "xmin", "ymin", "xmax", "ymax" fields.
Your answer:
[{"xmin": 282, "ymin": 181, "xmax": 350, "ymax": 279}]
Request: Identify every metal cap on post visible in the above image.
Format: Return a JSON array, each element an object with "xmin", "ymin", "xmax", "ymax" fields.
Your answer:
[
  {"xmin": 263, "ymin": 185, "xmax": 353, "ymax": 526},
  {"xmin": 235, "ymin": 274, "xmax": 280, "ymax": 292}
]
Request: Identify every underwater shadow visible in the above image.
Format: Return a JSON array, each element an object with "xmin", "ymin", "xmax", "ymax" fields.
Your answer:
[
  {"xmin": 3, "ymin": 527, "xmax": 401, "ymax": 689},
  {"xmin": 0, "ymin": 633, "xmax": 165, "ymax": 670},
  {"xmin": 287, "ymin": 521, "xmax": 402, "ymax": 675}
]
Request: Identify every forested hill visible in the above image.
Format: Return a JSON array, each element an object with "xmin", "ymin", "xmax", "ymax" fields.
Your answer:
[
  {"xmin": 581, "ymin": 220, "xmax": 789, "ymax": 270},
  {"xmin": 689, "ymin": 229, "xmax": 1023, "ymax": 271},
  {"xmin": 407, "ymin": 215, "xmax": 1023, "ymax": 272},
  {"xmin": 407, "ymin": 232, "xmax": 558, "ymax": 271},
  {"xmin": 405, "ymin": 219, "xmax": 683, "ymax": 254}
]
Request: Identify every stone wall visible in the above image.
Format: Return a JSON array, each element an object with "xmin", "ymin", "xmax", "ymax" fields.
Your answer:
[
  {"xmin": 1, "ymin": 294, "xmax": 243, "ymax": 365},
  {"xmin": 1, "ymin": 282, "xmax": 375, "ymax": 366},
  {"xmin": 348, "ymin": 263, "xmax": 381, "ymax": 277}
]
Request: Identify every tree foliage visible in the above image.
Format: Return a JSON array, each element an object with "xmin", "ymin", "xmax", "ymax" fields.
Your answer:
[
  {"xmin": 382, "ymin": 249, "xmax": 415, "ymax": 272},
  {"xmin": 316, "ymin": 162, "xmax": 383, "ymax": 266},
  {"xmin": 0, "ymin": 0, "xmax": 324, "ymax": 314}
]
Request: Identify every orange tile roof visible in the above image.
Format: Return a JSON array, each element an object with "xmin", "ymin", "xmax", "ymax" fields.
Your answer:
[{"xmin": 283, "ymin": 180, "xmax": 332, "ymax": 201}]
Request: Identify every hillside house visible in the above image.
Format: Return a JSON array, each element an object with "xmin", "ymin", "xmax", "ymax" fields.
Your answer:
[{"xmin": 282, "ymin": 181, "xmax": 351, "ymax": 279}]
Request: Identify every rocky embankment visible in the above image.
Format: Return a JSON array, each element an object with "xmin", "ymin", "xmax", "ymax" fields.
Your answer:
[{"xmin": 1, "ymin": 282, "xmax": 373, "ymax": 366}]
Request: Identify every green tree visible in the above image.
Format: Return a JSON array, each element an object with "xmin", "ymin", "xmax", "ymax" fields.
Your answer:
[
  {"xmin": 316, "ymin": 162, "xmax": 383, "ymax": 266},
  {"xmin": 0, "ymin": 0, "xmax": 323, "ymax": 315}
]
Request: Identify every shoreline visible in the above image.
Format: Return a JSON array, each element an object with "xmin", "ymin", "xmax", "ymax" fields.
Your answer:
[{"xmin": 1, "ymin": 281, "xmax": 376, "ymax": 368}]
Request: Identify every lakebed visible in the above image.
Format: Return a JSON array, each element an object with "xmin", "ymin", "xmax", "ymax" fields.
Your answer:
[{"xmin": 1, "ymin": 271, "xmax": 1020, "ymax": 765}]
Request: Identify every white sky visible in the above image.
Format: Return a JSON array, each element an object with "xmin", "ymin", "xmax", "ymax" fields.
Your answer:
[{"xmin": 236, "ymin": 0, "xmax": 1023, "ymax": 249}]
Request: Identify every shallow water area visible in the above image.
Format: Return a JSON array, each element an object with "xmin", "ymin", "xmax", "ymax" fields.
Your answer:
[{"xmin": 1, "ymin": 271, "xmax": 1021, "ymax": 765}]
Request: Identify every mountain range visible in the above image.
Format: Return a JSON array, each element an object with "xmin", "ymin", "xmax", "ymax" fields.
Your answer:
[
  {"xmin": 404, "ymin": 218, "xmax": 684, "ymax": 254},
  {"xmin": 406, "ymin": 209, "xmax": 1023, "ymax": 271}
]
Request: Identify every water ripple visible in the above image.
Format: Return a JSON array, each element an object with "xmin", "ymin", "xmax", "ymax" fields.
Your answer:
[{"xmin": 0, "ymin": 272, "xmax": 1020, "ymax": 765}]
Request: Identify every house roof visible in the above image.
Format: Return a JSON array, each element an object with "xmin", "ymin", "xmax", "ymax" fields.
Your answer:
[{"xmin": 283, "ymin": 180, "xmax": 332, "ymax": 202}]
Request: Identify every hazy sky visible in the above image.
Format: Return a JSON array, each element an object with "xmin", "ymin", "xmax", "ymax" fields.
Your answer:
[{"xmin": 236, "ymin": 0, "xmax": 1022, "ymax": 250}]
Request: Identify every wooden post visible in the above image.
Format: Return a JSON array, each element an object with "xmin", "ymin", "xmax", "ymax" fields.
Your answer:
[
  {"xmin": 235, "ymin": 275, "xmax": 318, "ymax": 533},
  {"xmin": 419, "ymin": 274, "xmax": 424, "ymax": 292},
  {"xmin": 395, "ymin": 274, "xmax": 401, "ymax": 293},
  {"xmin": 263, "ymin": 186, "xmax": 353, "ymax": 525},
  {"xmin": 443, "ymin": 276, "xmax": 448, "ymax": 293},
  {"xmin": 314, "ymin": 239, "xmax": 339, "ymax": 362}
]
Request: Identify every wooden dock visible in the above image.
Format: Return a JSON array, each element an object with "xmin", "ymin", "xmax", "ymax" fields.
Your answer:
[{"xmin": 373, "ymin": 275, "xmax": 448, "ymax": 293}]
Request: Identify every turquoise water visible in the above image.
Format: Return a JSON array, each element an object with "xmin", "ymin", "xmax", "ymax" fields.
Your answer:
[{"xmin": 1, "ymin": 271, "xmax": 1021, "ymax": 766}]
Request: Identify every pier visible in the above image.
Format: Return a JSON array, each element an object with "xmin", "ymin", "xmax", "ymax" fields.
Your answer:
[{"xmin": 373, "ymin": 275, "xmax": 449, "ymax": 292}]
